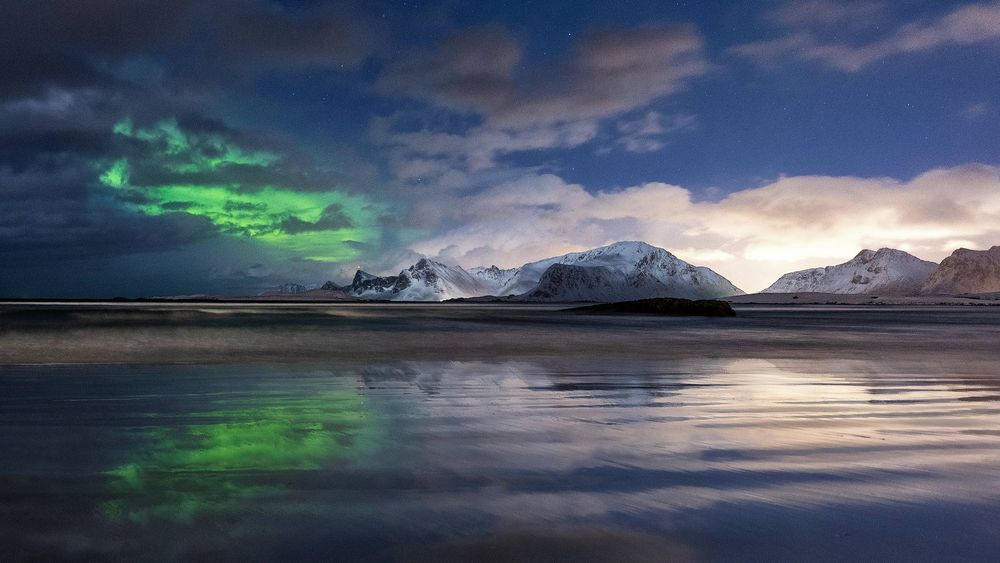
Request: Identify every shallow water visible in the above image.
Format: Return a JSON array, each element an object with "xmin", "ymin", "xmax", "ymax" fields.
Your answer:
[{"xmin": 2, "ymin": 304, "xmax": 1000, "ymax": 561}]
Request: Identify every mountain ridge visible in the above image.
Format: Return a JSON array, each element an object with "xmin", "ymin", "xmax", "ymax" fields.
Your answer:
[
  {"xmin": 921, "ymin": 246, "xmax": 1000, "ymax": 295},
  {"xmin": 762, "ymin": 248, "xmax": 937, "ymax": 295},
  {"xmin": 338, "ymin": 241, "xmax": 744, "ymax": 302}
]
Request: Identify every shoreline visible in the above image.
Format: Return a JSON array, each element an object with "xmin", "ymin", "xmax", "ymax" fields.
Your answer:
[{"xmin": 3, "ymin": 292, "xmax": 1000, "ymax": 307}]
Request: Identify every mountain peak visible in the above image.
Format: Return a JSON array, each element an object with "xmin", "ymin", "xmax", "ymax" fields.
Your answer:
[
  {"xmin": 591, "ymin": 240, "xmax": 665, "ymax": 255},
  {"xmin": 603, "ymin": 240, "xmax": 655, "ymax": 250},
  {"xmin": 874, "ymin": 248, "xmax": 912, "ymax": 257},
  {"xmin": 410, "ymin": 257, "xmax": 452, "ymax": 271},
  {"xmin": 852, "ymin": 249, "xmax": 876, "ymax": 262},
  {"xmin": 854, "ymin": 248, "xmax": 917, "ymax": 262},
  {"xmin": 352, "ymin": 270, "xmax": 377, "ymax": 284},
  {"xmin": 764, "ymin": 248, "xmax": 937, "ymax": 295}
]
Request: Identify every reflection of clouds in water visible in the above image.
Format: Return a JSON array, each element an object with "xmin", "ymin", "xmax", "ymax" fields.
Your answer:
[
  {"xmin": 5, "ymin": 354, "xmax": 1000, "ymax": 560},
  {"xmin": 353, "ymin": 357, "xmax": 1000, "ymax": 535}
]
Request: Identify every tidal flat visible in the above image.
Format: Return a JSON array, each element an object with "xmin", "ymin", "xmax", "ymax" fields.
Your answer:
[{"xmin": 2, "ymin": 303, "xmax": 1000, "ymax": 561}]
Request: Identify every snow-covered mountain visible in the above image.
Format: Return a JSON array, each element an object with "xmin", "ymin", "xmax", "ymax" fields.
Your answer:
[
  {"xmin": 921, "ymin": 246, "xmax": 1000, "ymax": 294},
  {"xmin": 275, "ymin": 283, "xmax": 307, "ymax": 294},
  {"xmin": 392, "ymin": 258, "xmax": 487, "ymax": 301},
  {"xmin": 468, "ymin": 265, "xmax": 519, "ymax": 293},
  {"xmin": 258, "ymin": 282, "xmax": 354, "ymax": 300},
  {"xmin": 346, "ymin": 258, "xmax": 489, "ymax": 301},
  {"xmin": 343, "ymin": 269, "xmax": 399, "ymax": 298},
  {"xmin": 761, "ymin": 248, "xmax": 937, "ymax": 295},
  {"xmin": 338, "ymin": 241, "xmax": 743, "ymax": 302},
  {"xmin": 490, "ymin": 241, "xmax": 744, "ymax": 300},
  {"xmin": 762, "ymin": 248, "xmax": 937, "ymax": 295},
  {"xmin": 522, "ymin": 264, "xmax": 628, "ymax": 301}
]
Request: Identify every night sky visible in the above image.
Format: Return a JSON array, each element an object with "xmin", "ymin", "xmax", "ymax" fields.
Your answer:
[{"xmin": 2, "ymin": 0, "xmax": 999, "ymax": 296}]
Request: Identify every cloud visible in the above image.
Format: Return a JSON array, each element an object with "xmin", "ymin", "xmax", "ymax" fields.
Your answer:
[
  {"xmin": 767, "ymin": 0, "xmax": 887, "ymax": 29},
  {"xmin": 0, "ymin": 1, "xmax": 384, "ymax": 296},
  {"xmin": 209, "ymin": 1, "xmax": 383, "ymax": 73},
  {"xmin": 0, "ymin": 203, "xmax": 219, "ymax": 261},
  {"xmin": 0, "ymin": 0, "xmax": 383, "ymax": 177},
  {"xmin": 404, "ymin": 164, "xmax": 1000, "ymax": 292},
  {"xmin": 377, "ymin": 24, "xmax": 709, "ymax": 128},
  {"xmin": 279, "ymin": 204, "xmax": 354, "ymax": 234},
  {"xmin": 0, "ymin": 0, "xmax": 383, "ymax": 98},
  {"xmin": 371, "ymin": 24, "xmax": 708, "ymax": 186},
  {"xmin": 0, "ymin": 1, "xmax": 385, "ymax": 206},
  {"xmin": 0, "ymin": 110, "xmax": 385, "ymax": 273},
  {"xmin": 0, "ymin": 147, "xmax": 219, "ymax": 263},
  {"xmin": 611, "ymin": 111, "xmax": 697, "ymax": 153},
  {"xmin": 731, "ymin": 1, "xmax": 1000, "ymax": 72},
  {"xmin": 371, "ymin": 113, "xmax": 600, "ymax": 174},
  {"xmin": 374, "ymin": 26, "xmax": 520, "ymax": 116},
  {"xmin": 0, "ymin": 87, "xmax": 135, "ymax": 167}
]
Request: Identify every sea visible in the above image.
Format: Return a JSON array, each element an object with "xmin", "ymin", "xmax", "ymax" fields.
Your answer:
[{"xmin": 2, "ymin": 303, "xmax": 1000, "ymax": 561}]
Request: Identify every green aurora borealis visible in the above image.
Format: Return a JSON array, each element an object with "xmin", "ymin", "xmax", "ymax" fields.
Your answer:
[{"xmin": 100, "ymin": 119, "xmax": 381, "ymax": 262}]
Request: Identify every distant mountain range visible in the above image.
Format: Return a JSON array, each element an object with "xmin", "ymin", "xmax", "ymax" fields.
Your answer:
[
  {"xmin": 313, "ymin": 241, "xmax": 744, "ymax": 302},
  {"xmin": 260, "ymin": 242, "xmax": 1000, "ymax": 302}
]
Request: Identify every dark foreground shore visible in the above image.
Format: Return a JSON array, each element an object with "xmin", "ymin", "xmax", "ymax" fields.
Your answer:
[{"xmin": 2, "ymin": 302, "xmax": 1000, "ymax": 364}]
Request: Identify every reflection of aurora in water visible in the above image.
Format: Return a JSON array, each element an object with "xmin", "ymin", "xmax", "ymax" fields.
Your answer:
[{"xmin": 100, "ymin": 390, "xmax": 380, "ymax": 524}]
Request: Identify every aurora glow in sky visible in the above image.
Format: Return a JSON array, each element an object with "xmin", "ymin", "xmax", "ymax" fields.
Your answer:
[
  {"xmin": 2, "ymin": 0, "xmax": 1000, "ymax": 296},
  {"xmin": 99, "ymin": 118, "xmax": 381, "ymax": 262}
]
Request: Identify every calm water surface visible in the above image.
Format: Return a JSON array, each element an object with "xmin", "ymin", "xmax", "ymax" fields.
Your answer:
[{"xmin": 2, "ymin": 304, "xmax": 1000, "ymax": 561}]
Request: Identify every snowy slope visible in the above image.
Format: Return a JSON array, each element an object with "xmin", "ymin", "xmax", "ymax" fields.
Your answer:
[
  {"xmin": 762, "ymin": 248, "xmax": 937, "ymax": 295},
  {"xmin": 340, "ymin": 241, "xmax": 743, "ymax": 302},
  {"xmin": 489, "ymin": 241, "xmax": 743, "ymax": 299},
  {"xmin": 348, "ymin": 259, "xmax": 489, "ymax": 301},
  {"xmin": 468, "ymin": 265, "xmax": 519, "ymax": 294},
  {"xmin": 346, "ymin": 269, "xmax": 399, "ymax": 299},
  {"xmin": 921, "ymin": 246, "xmax": 1000, "ymax": 294},
  {"xmin": 273, "ymin": 283, "xmax": 307, "ymax": 294},
  {"xmin": 522, "ymin": 264, "xmax": 628, "ymax": 302},
  {"xmin": 392, "ymin": 258, "xmax": 488, "ymax": 301}
]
